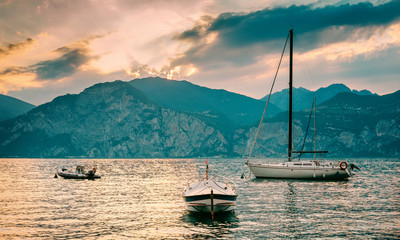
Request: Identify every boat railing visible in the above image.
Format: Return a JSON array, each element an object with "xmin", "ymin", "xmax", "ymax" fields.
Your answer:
[
  {"xmin": 225, "ymin": 181, "xmax": 237, "ymax": 194},
  {"xmin": 292, "ymin": 151, "xmax": 328, "ymax": 154}
]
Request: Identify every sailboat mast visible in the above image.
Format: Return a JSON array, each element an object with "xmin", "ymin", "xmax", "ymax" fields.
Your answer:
[
  {"xmin": 314, "ymin": 98, "xmax": 316, "ymax": 160},
  {"xmin": 288, "ymin": 29, "xmax": 293, "ymax": 161}
]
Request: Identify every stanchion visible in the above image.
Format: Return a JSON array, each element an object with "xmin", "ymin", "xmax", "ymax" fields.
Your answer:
[{"xmin": 210, "ymin": 189, "xmax": 214, "ymax": 220}]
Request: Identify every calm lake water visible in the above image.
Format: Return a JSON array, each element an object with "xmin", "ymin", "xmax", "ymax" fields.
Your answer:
[{"xmin": 0, "ymin": 158, "xmax": 399, "ymax": 239}]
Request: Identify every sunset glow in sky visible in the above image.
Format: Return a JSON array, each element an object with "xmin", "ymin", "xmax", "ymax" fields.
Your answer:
[{"xmin": 1, "ymin": 0, "xmax": 400, "ymax": 105}]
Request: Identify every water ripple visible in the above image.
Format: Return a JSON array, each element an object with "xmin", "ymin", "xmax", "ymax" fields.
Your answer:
[{"xmin": 0, "ymin": 158, "xmax": 399, "ymax": 239}]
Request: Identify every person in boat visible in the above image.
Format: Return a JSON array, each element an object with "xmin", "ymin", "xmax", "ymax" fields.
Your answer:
[{"xmin": 76, "ymin": 166, "xmax": 85, "ymax": 174}]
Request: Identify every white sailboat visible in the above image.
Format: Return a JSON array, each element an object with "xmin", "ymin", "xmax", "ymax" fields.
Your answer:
[
  {"xmin": 246, "ymin": 29, "xmax": 356, "ymax": 180},
  {"xmin": 183, "ymin": 160, "xmax": 237, "ymax": 218}
]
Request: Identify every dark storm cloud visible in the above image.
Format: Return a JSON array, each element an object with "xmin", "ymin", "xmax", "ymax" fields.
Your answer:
[
  {"xmin": 174, "ymin": 15, "xmax": 214, "ymax": 42},
  {"xmin": 175, "ymin": 0, "xmax": 400, "ymax": 47},
  {"xmin": 0, "ymin": 47, "xmax": 91, "ymax": 80},
  {"xmin": 30, "ymin": 34, "xmax": 110, "ymax": 80},
  {"xmin": 34, "ymin": 48, "xmax": 91, "ymax": 80},
  {"xmin": 170, "ymin": 0, "xmax": 400, "ymax": 70},
  {"xmin": 206, "ymin": 0, "xmax": 400, "ymax": 47},
  {"xmin": 175, "ymin": 27, "xmax": 203, "ymax": 41},
  {"xmin": 0, "ymin": 38, "xmax": 34, "ymax": 57},
  {"xmin": 0, "ymin": 66, "xmax": 32, "ymax": 75},
  {"xmin": 0, "ymin": 34, "xmax": 107, "ymax": 80}
]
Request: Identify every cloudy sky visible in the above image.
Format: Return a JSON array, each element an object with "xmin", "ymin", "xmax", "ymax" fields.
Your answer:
[{"xmin": 1, "ymin": 0, "xmax": 399, "ymax": 105}]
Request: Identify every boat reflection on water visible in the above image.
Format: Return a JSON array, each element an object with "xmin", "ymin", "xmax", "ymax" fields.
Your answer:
[
  {"xmin": 283, "ymin": 182, "xmax": 301, "ymax": 237},
  {"xmin": 183, "ymin": 210, "xmax": 239, "ymax": 224},
  {"xmin": 181, "ymin": 211, "xmax": 239, "ymax": 239}
]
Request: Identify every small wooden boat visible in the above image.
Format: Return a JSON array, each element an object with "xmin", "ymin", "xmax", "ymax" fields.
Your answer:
[
  {"xmin": 183, "ymin": 160, "xmax": 237, "ymax": 218},
  {"xmin": 57, "ymin": 165, "xmax": 101, "ymax": 179}
]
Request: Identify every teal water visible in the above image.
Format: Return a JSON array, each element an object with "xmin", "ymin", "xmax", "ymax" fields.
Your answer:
[{"xmin": 0, "ymin": 158, "xmax": 398, "ymax": 239}]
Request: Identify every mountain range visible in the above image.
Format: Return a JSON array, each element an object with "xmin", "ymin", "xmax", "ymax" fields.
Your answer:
[
  {"xmin": 260, "ymin": 83, "xmax": 376, "ymax": 112},
  {"xmin": 0, "ymin": 81, "xmax": 228, "ymax": 158},
  {"xmin": 234, "ymin": 90, "xmax": 400, "ymax": 158},
  {"xmin": 0, "ymin": 77, "xmax": 398, "ymax": 158},
  {"xmin": 130, "ymin": 77, "xmax": 281, "ymax": 130}
]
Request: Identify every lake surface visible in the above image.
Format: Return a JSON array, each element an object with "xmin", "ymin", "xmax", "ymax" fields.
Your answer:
[{"xmin": 0, "ymin": 158, "xmax": 398, "ymax": 239}]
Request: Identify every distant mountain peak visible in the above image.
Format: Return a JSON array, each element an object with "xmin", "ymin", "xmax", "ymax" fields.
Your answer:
[
  {"xmin": 0, "ymin": 94, "xmax": 36, "ymax": 122},
  {"xmin": 351, "ymin": 89, "xmax": 376, "ymax": 96},
  {"xmin": 82, "ymin": 80, "xmax": 151, "ymax": 101},
  {"xmin": 260, "ymin": 83, "xmax": 376, "ymax": 112},
  {"xmin": 130, "ymin": 77, "xmax": 281, "ymax": 128},
  {"xmin": 321, "ymin": 83, "xmax": 349, "ymax": 89},
  {"xmin": 132, "ymin": 76, "xmax": 191, "ymax": 85}
]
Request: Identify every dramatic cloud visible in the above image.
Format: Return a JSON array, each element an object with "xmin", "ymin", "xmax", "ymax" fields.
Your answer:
[
  {"xmin": 34, "ymin": 48, "xmax": 91, "ymax": 80},
  {"xmin": 0, "ymin": 38, "xmax": 34, "ymax": 57},
  {"xmin": 0, "ymin": 35, "xmax": 100, "ymax": 97},
  {"xmin": 1, "ymin": 35, "xmax": 99, "ymax": 81},
  {"xmin": 159, "ymin": 0, "xmax": 400, "ymax": 98},
  {"xmin": 206, "ymin": 1, "xmax": 400, "ymax": 47},
  {"xmin": 0, "ymin": 66, "xmax": 32, "ymax": 76},
  {"xmin": 1, "ymin": 0, "xmax": 400, "ymax": 104},
  {"xmin": 172, "ymin": 1, "xmax": 400, "ymax": 65}
]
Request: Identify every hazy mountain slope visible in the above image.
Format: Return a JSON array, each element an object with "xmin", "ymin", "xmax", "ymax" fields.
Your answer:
[
  {"xmin": 0, "ymin": 94, "xmax": 36, "ymax": 121},
  {"xmin": 0, "ymin": 81, "xmax": 229, "ymax": 158},
  {"xmin": 0, "ymin": 79, "xmax": 397, "ymax": 158},
  {"xmin": 130, "ymin": 77, "xmax": 281, "ymax": 128},
  {"xmin": 234, "ymin": 91, "xmax": 400, "ymax": 157},
  {"xmin": 261, "ymin": 83, "xmax": 375, "ymax": 112}
]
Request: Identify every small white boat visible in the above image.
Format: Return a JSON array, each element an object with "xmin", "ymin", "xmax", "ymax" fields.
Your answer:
[
  {"xmin": 183, "ymin": 161, "xmax": 237, "ymax": 218},
  {"xmin": 57, "ymin": 165, "xmax": 101, "ymax": 179}
]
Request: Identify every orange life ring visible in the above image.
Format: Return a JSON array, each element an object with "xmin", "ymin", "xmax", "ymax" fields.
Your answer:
[{"xmin": 339, "ymin": 161, "xmax": 348, "ymax": 170}]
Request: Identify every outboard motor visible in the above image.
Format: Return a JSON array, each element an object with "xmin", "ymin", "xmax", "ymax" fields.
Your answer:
[
  {"xmin": 349, "ymin": 163, "xmax": 360, "ymax": 170},
  {"xmin": 87, "ymin": 169, "xmax": 95, "ymax": 179}
]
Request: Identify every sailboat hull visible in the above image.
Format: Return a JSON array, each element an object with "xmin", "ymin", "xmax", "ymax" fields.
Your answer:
[{"xmin": 247, "ymin": 162, "xmax": 351, "ymax": 180}]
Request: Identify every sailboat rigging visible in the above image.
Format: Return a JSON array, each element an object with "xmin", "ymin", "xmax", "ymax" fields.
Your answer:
[{"xmin": 245, "ymin": 29, "xmax": 357, "ymax": 180}]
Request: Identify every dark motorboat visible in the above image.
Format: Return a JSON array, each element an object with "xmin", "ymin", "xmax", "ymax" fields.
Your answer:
[{"xmin": 57, "ymin": 165, "xmax": 101, "ymax": 179}]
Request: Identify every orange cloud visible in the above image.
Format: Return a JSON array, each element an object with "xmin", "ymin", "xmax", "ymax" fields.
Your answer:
[
  {"xmin": 0, "ymin": 71, "xmax": 41, "ymax": 94},
  {"xmin": 300, "ymin": 23, "xmax": 400, "ymax": 62},
  {"xmin": 0, "ymin": 38, "xmax": 34, "ymax": 57}
]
